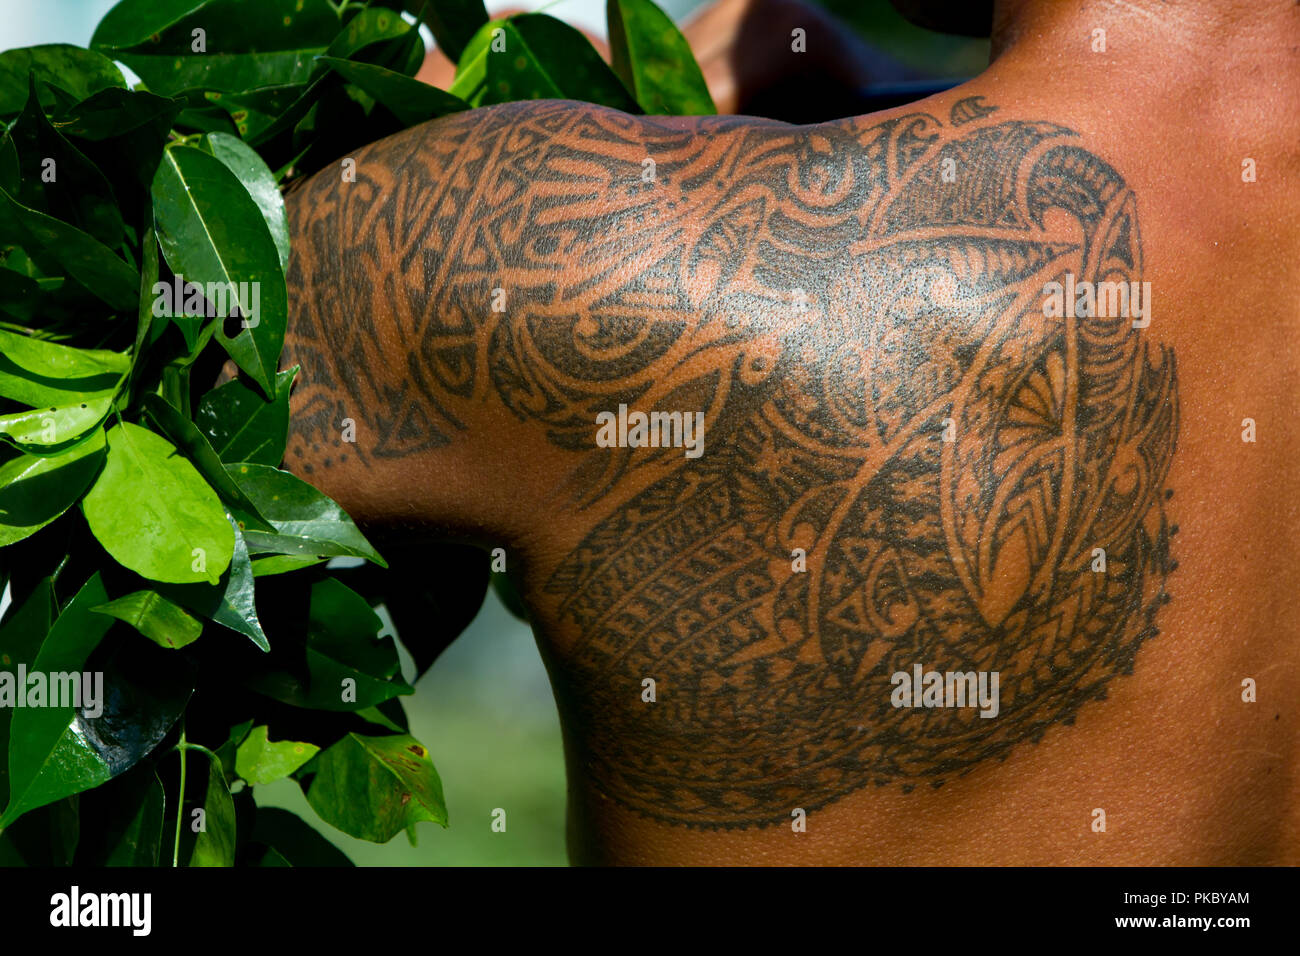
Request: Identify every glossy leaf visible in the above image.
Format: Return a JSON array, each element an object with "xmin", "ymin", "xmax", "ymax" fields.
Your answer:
[
  {"xmin": 250, "ymin": 807, "xmax": 352, "ymax": 866},
  {"xmin": 0, "ymin": 394, "xmax": 114, "ymax": 456},
  {"xmin": 607, "ymin": 0, "xmax": 716, "ymax": 115},
  {"xmin": 93, "ymin": 590, "xmax": 202, "ymax": 649},
  {"xmin": 180, "ymin": 750, "xmax": 236, "ymax": 867},
  {"xmin": 118, "ymin": 49, "xmax": 324, "ymax": 97},
  {"xmin": 201, "ymin": 132, "xmax": 290, "ymax": 271},
  {"xmin": 0, "ymin": 429, "xmax": 106, "ymax": 548},
  {"xmin": 81, "ymin": 422, "xmax": 235, "ymax": 585},
  {"xmin": 0, "ymin": 188, "xmax": 139, "ymax": 311},
  {"xmin": 142, "ymin": 393, "xmax": 273, "ymax": 530},
  {"xmin": 249, "ymin": 554, "xmax": 324, "ymax": 577},
  {"xmin": 91, "ymin": 0, "xmax": 215, "ymax": 50},
  {"xmin": 426, "ymin": 0, "xmax": 488, "ymax": 64},
  {"xmin": 194, "ymin": 366, "xmax": 296, "ymax": 466},
  {"xmin": 339, "ymin": 541, "xmax": 489, "ymax": 679},
  {"xmin": 0, "ymin": 574, "xmax": 115, "ymax": 828},
  {"xmin": 212, "ymin": 719, "xmax": 253, "ymax": 782},
  {"xmin": 326, "ymin": 5, "xmax": 414, "ymax": 61},
  {"xmin": 229, "ymin": 463, "xmax": 386, "ymax": 566},
  {"xmin": 1, "ymin": 575, "xmax": 195, "ymax": 830},
  {"xmin": 151, "ymin": 144, "xmax": 286, "ymax": 395},
  {"xmin": 451, "ymin": 15, "xmax": 638, "ymax": 112},
  {"xmin": 0, "ymin": 45, "xmax": 125, "ymax": 115},
  {"xmin": 128, "ymin": 226, "xmax": 164, "ymax": 398},
  {"xmin": 235, "ymin": 725, "xmax": 319, "ymax": 785},
  {"xmin": 306, "ymin": 578, "xmax": 411, "ymax": 707},
  {"xmin": 204, "ymin": 83, "xmax": 302, "ymax": 141},
  {"xmin": 94, "ymin": 0, "xmax": 339, "ymax": 53},
  {"xmin": 306, "ymin": 733, "xmax": 446, "ymax": 843},
  {"xmin": 8, "ymin": 79, "xmax": 125, "ymax": 246},
  {"xmin": 246, "ymin": 577, "xmax": 410, "ymax": 710},
  {"xmin": 0, "ymin": 328, "xmax": 128, "ymax": 382},
  {"xmin": 161, "ymin": 517, "xmax": 268, "ymax": 651},
  {"xmin": 0, "ymin": 580, "xmax": 55, "ymax": 810},
  {"xmin": 73, "ymin": 766, "xmax": 165, "ymax": 866},
  {"xmin": 317, "ymin": 57, "xmax": 468, "ymax": 125},
  {"xmin": 0, "ymin": 796, "xmax": 79, "ymax": 865},
  {"xmin": 55, "ymin": 87, "xmax": 183, "ymax": 143}
]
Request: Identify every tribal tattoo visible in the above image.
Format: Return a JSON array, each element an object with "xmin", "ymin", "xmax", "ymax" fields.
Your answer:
[{"xmin": 284, "ymin": 96, "xmax": 1179, "ymax": 828}]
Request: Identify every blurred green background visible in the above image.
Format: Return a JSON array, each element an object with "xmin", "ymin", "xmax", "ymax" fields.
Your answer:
[{"xmin": 1, "ymin": 0, "xmax": 985, "ymax": 866}]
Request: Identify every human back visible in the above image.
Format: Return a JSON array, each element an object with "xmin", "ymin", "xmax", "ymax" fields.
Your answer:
[{"xmin": 281, "ymin": 0, "xmax": 1300, "ymax": 864}]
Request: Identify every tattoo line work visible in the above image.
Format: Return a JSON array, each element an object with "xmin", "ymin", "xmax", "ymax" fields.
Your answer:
[{"xmin": 284, "ymin": 96, "xmax": 1179, "ymax": 827}]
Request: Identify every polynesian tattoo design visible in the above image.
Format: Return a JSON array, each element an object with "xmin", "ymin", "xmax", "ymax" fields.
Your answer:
[{"xmin": 284, "ymin": 96, "xmax": 1179, "ymax": 828}]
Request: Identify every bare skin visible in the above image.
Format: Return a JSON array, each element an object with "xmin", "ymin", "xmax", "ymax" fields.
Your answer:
[{"xmin": 281, "ymin": 0, "xmax": 1300, "ymax": 864}]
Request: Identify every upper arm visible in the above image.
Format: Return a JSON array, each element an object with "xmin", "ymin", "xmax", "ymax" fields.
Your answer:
[
  {"xmin": 279, "ymin": 95, "xmax": 1181, "ymax": 829},
  {"xmin": 278, "ymin": 100, "xmax": 789, "ymax": 530}
]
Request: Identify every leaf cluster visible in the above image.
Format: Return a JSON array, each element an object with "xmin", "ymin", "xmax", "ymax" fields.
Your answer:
[{"xmin": 0, "ymin": 0, "xmax": 710, "ymax": 866}]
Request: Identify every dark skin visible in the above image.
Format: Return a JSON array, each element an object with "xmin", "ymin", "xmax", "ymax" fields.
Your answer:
[{"xmin": 280, "ymin": 0, "xmax": 1300, "ymax": 863}]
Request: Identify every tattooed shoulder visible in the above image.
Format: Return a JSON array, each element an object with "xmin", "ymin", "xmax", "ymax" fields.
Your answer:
[{"xmin": 284, "ymin": 97, "xmax": 1179, "ymax": 828}]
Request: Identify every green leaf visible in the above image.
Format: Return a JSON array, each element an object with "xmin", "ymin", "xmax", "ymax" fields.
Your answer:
[
  {"xmin": 0, "ymin": 328, "xmax": 128, "ymax": 382},
  {"xmin": 0, "ymin": 45, "xmax": 125, "ymax": 116},
  {"xmin": 306, "ymin": 733, "xmax": 446, "ymax": 843},
  {"xmin": 194, "ymin": 366, "xmax": 295, "ymax": 466},
  {"xmin": 246, "ymin": 577, "xmax": 410, "ymax": 710},
  {"xmin": 0, "ymin": 188, "xmax": 140, "ymax": 312},
  {"xmin": 201, "ymin": 132, "xmax": 290, "ymax": 271},
  {"xmin": 0, "ymin": 395, "xmax": 114, "ymax": 456},
  {"xmin": 0, "ymin": 796, "xmax": 79, "ymax": 865},
  {"xmin": 0, "ymin": 580, "xmax": 55, "ymax": 809},
  {"xmin": 241, "ymin": 73, "xmax": 332, "ymax": 148},
  {"xmin": 95, "ymin": 0, "xmax": 340, "ymax": 54},
  {"xmin": 119, "ymin": 49, "xmax": 326, "ymax": 98},
  {"xmin": 73, "ymin": 766, "xmax": 165, "ymax": 866},
  {"xmin": 451, "ymin": 15, "xmax": 639, "ymax": 112},
  {"xmin": 607, "ymin": 0, "xmax": 716, "ymax": 115},
  {"xmin": 142, "ymin": 392, "xmax": 273, "ymax": 530},
  {"xmin": 249, "ymin": 554, "xmax": 324, "ymax": 577},
  {"xmin": 0, "ymin": 264, "xmax": 40, "ymax": 323},
  {"xmin": 341, "ymin": 541, "xmax": 488, "ymax": 679},
  {"xmin": 93, "ymin": 590, "xmax": 202, "ymax": 649},
  {"xmin": 212, "ymin": 719, "xmax": 253, "ymax": 781},
  {"xmin": 492, "ymin": 570, "xmax": 529, "ymax": 621},
  {"xmin": 251, "ymin": 807, "xmax": 352, "ymax": 866},
  {"xmin": 305, "ymin": 578, "xmax": 410, "ymax": 708},
  {"xmin": 0, "ymin": 429, "xmax": 106, "ymax": 547},
  {"xmin": 179, "ymin": 750, "xmax": 236, "ymax": 867},
  {"xmin": 54, "ymin": 87, "xmax": 183, "ymax": 143},
  {"xmin": 317, "ymin": 57, "xmax": 468, "ymax": 126},
  {"xmin": 325, "ymin": 5, "xmax": 414, "ymax": 61},
  {"xmin": 81, "ymin": 422, "xmax": 235, "ymax": 585},
  {"xmin": 229, "ymin": 463, "xmax": 386, "ymax": 566},
  {"xmin": 0, "ymin": 575, "xmax": 193, "ymax": 833},
  {"xmin": 0, "ymin": 574, "xmax": 114, "ymax": 828},
  {"xmin": 235, "ymin": 725, "xmax": 319, "ymax": 785},
  {"xmin": 128, "ymin": 226, "xmax": 165, "ymax": 399},
  {"xmin": 91, "ymin": 0, "xmax": 216, "ymax": 50},
  {"xmin": 160, "ymin": 516, "xmax": 268, "ymax": 651},
  {"xmin": 354, "ymin": 702, "xmax": 407, "ymax": 734},
  {"xmin": 151, "ymin": 145, "xmax": 287, "ymax": 395},
  {"xmin": 0, "ymin": 128, "xmax": 18, "ymax": 195},
  {"xmin": 426, "ymin": 0, "xmax": 489, "ymax": 64},
  {"xmin": 8, "ymin": 78, "xmax": 125, "ymax": 246}
]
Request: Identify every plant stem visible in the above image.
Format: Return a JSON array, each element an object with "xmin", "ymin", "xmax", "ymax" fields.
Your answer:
[{"xmin": 172, "ymin": 723, "xmax": 187, "ymax": 867}]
